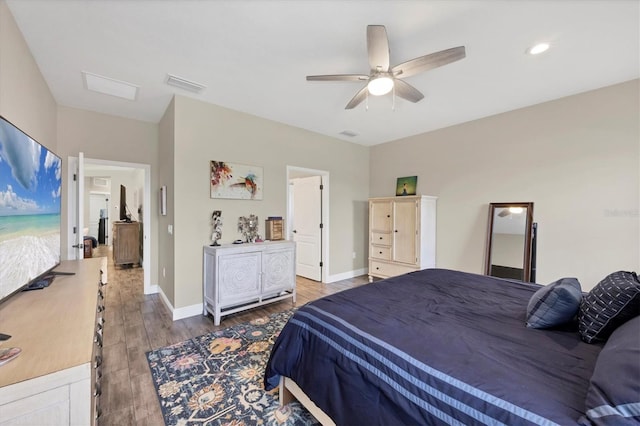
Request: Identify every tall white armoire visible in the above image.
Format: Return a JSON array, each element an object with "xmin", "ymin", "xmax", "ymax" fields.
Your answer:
[{"xmin": 368, "ymin": 195, "xmax": 437, "ymax": 281}]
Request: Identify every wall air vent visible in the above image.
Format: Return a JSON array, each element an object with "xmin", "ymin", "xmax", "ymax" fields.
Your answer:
[
  {"xmin": 339, "ymin": 130, "xmax": 358, "ymax": 137},
  {"xmin": 165, "ymin": 74, "xmax": 207, "ymax": 93}
]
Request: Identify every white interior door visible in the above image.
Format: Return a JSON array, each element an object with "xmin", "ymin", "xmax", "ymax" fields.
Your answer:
[{"xmin": 291, "ymin": 176, "xmax": 322, "ymax": 281}]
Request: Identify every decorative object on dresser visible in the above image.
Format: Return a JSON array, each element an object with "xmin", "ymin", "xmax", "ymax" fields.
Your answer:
[
  {"xmin": 203, "ymin": 241, "xmax": 296, "ymax": 326},
  {"xmin": 265, "ymin": 217, "xmax": 284, "ymax": 241},
  {"xmin": 112, "ymin": 221, "xmax": 141, "ymax": 266},
  {"xmin": 210, "ymin": 161, "xmax": 263, "ymax": 200},
  {"xmin": 368, "ymin": 195, "xmax": 437, "ymax": 282},
  {"xmin": 395, "ymin": 176, "xmax": 417, "ymax": 196},
  {"xmin": 238, "ymin": 214, "xmax": 259, "ymax": 243},
  {"xmin": 0, "ymin": 258, "xmax": 107, "ymax": 425},
  {"xmin": 210, "ymin": 210, "xmax": 222, "ymax": 246}
]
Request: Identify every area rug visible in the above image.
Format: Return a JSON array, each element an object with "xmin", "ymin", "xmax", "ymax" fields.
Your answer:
[{"xmin": 146, "ymin": 310, "xmax": 317, "ymax": 426}]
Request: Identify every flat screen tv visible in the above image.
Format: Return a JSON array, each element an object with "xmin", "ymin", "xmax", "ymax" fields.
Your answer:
[{"xmin": 0, "ymin": 115, "xmax": 62, "ymax": 302}]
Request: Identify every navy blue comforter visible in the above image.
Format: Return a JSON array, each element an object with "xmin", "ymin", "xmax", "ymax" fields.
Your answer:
[{"xmin": 264, "ymin": 269, "xmax": 603, "ymax": 425}]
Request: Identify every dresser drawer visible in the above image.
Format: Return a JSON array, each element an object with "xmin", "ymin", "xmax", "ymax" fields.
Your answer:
[
  {"xmin": 370, "ymin": 245, "xmax": 391, "ymax": 260},
  {"xmin": 371, "ymin": 232, "xmax": 391, "ymax": 246},
  {"xmin": 369, "ymin": 260, "xmax": 417, "ymax": 279}
]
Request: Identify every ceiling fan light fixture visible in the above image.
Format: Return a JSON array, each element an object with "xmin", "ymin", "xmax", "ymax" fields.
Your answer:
[
  {"xmin": 367, "ymin": 76, "xmax": 394, "ymax": 96},
  {"xmin": 526, "ymin": 42, "xmax": 550, "ymax": 55}
]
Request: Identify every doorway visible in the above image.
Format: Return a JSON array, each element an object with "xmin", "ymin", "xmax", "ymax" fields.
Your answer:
[
  {"xmin": 286, "ymin": 166, "xmax": 329, "ymax": 283},
  {"xmin": 88, "ymin": 192, "xmax": 109, "ymax": 244},
  {"xmin": 67, "ymin": 156, "xmax": 153, "ymax": 295}
]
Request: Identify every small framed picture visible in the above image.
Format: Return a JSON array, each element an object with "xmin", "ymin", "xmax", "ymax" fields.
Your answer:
[{"xmin": 396, "ymin": 176, "xmax": 417, "ymax": 196}]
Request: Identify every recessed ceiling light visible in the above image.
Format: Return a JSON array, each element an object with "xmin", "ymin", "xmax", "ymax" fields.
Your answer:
[
  {"xmin": 82, "ymin": 71, "xmax": 139, "ymax": 100},
  {"xmin": 526, "ymin": 43, "xmax": 550, "ymax": 55}
]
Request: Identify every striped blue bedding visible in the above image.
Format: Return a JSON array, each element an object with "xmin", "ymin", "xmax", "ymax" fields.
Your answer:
[{"xmin": 264, "ymin": 268, "xmax": 603, "ymax": 425}]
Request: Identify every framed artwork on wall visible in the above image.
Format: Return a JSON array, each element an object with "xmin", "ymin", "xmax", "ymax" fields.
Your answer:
[
  {"xmin": 210, "ymin": 161, "xmax": 263, "ymax": 200},
  {"xmin": 396, "ymin": 176, "xmax": 417, "ymax": 196},
  {"xmin": 160, "ymin": 185, "xmax": 167, "ymax": 215}
]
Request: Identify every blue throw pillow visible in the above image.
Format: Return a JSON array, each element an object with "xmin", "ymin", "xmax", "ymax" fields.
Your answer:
[
  {"xmin": 578, "ymin": 271, "xmax": 640, "ymax": 343},
  {"xmin": 526, "ymin": 278, "xmax": 582, "ymax": 329},
  {"xmin": 578, "ymin": 316, "xmax": 640, "ymax": 425}
]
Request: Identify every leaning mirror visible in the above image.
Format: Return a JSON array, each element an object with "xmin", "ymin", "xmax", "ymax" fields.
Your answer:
[{"xmin": 485, "ymin": 202, "xmax": 534, "ymax": 282}]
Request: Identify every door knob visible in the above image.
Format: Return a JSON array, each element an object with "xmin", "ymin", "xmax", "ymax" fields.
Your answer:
[{"xmin": 292, "ymin": 230, "xmax": 297, "ymax": 233}]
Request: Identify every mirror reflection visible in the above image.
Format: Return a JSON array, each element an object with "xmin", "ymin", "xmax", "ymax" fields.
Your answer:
[{"xmin": 485, "ymin": 202, "xmax": 534, "ymax": 282}]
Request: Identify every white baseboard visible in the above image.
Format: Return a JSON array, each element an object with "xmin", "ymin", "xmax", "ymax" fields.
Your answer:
[
  {"xmin": 326, "ymin": 267, "xmax": 368, "ymax": 283},
  {"xmin": 173, "ymin": 303, "xmax": 204, "ymax": 321},
  {"xmin": 157, "ymin": 286, "xmax": 203, "ymax": 321},
  {"xmin": 145, "ymin": 284, "xmax": 159, "ymax": 295}
]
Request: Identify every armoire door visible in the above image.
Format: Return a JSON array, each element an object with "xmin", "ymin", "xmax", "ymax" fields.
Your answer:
[{"xmin": 392, "ymin": 200, "xmax": 418, "ymax": 265}]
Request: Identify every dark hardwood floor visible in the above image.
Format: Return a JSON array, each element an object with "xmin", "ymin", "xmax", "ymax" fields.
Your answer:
[{"xmin": 95, "ymin": 245, "xmax": 368, "ymax": 425}]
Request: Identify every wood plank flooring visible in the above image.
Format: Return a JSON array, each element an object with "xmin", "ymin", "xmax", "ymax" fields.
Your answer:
[{"xmin": 95, "ymin": 245, "xmax": 368, "ymax": 425}]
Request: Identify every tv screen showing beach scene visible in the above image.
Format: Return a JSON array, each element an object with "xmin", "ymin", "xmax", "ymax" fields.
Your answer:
[{"xmin": 0, "ymin": 116, "xmax": 61, "ymax": 302}]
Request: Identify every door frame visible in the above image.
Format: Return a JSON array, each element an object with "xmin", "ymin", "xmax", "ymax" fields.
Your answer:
[
  {"xmin": 67, "ymin": 156, "xmax": 152, "ymax": 295},
  {"xmin": 286, "ymin": 166, "xmax": 329, "ymax": 283}
]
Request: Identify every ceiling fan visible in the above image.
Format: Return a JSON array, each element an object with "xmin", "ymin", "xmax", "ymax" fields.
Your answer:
[{"xmin": 306, "ymin": 25, "xmax": 466, "ymax": 109}]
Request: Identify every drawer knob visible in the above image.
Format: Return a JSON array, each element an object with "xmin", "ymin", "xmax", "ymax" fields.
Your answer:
[
  {"xmin": 379, "ymin": 237, "xmax": 383, "ymax": 240},
  {"xmin": 376, "ymin": 267, "xmax": 380, "ymax": 270},
  {"xmin": 379, "ymin": 251, "xmax": 382, "ymax": 254},
  {"xmin": 386, "ymin": 215, "xmax": 390, "ymax": 218}
]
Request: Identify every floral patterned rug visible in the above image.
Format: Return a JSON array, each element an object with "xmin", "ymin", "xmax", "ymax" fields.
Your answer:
[{"xmin": 146, "ymin": 310, "xmax": 316, "ymax": 426}]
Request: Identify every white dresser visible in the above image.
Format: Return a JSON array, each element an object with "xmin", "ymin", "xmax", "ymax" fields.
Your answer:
[
  {"xmin": 203, "ymin": 241, "xmax": 296, "ymax": 325},
  {"xmin": 368, "ymin": 195, "xmax": 437, "ymax": 281},
  {"xmin": 0, "ymin": 258, "xmax": 106, "ymax": 426}
]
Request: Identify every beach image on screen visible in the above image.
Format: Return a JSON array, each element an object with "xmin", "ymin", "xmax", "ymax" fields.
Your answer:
[{"xmin": 0, "ymin": 117, "xmax": 61, "ymax": 300}]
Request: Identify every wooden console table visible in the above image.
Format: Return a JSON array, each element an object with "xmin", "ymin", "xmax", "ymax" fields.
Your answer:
[{"xmin": 0, "ymin": 258, "xmax": 106, "ymax": 425}]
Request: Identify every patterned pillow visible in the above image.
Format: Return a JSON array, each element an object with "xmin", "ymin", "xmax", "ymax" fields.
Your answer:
[
  {"xmin": 526, "ymin": 278, "xmax": 582, "ymax": 329},
  {"xmin": 578, "ymin": 271, "xmax": 640, "ymax": 343},
  {"xmin": 578, "ymin": 316, "xmax": 640, "ymax": 425}
]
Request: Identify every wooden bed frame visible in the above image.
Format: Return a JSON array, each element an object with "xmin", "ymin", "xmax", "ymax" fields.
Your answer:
[{"xmin": 279, "ymin": 376, "xmax": 335, "ymax": 426}]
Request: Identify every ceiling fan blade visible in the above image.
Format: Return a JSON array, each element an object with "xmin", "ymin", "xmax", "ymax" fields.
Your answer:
[
  {"xmin": 367, "ymin": 25, "xmax": 390, "ymax": 71},
  {"xmin": 498, "ymin": 209, "xmax": 510, "ymax": 217},
  {"xmin": 393, "ymin": 79, "xmax": 424, "ymax": 103},
  {"xmin": 392, "ymin": 46, "xmax": 466, "ymax": 78},
  {"xmin": 345, "ymin": 86, "xmax": 369, "ymax": 109},
  {"xmin": 306, "ymin": 74, "xmax": 369, "ymax": 82}
]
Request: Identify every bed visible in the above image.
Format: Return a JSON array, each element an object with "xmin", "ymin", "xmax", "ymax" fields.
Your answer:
[{"xmin": 264, "ymin": 268, "xmax": 640, "ymax": 425}]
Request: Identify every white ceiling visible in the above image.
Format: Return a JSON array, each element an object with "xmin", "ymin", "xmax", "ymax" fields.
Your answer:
[{"xmin": 7, "ymin": 0, "xmax": 639, "ymax": 146}]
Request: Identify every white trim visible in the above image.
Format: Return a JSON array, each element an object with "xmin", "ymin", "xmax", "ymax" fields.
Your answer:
[
  {"xmin": 286, "ymin": 166, "xmax": 330, "ymax": 283},
  {"xmin": 173, "ymin": 303, "xmax": 203, "ymax": 321},
  {"xmin": 157, "ymin": 286, "xmax": 202, "ymax": 321},
  {"xmin": 327, "ymin": 268, "xmax": 368, "ymax": 283}
]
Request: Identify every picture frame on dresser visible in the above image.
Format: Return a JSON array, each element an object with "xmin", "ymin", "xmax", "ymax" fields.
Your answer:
[{"xmin": 395, "ymin": 176, "xmax": 417, "ymax": 196}]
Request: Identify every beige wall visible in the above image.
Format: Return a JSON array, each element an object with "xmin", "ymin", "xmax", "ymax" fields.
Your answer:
[
  {"xmin": 170, "ymin": 96, "xmax": 369, "ymax": 309},
  {"xmin": 0, "ymin": 0, "xmax": 57, "ymax": 151},
  {"xmin": 157, "ymin": 98, "xmax": 175, "ymax": 305},
  {"xmin": 57, "ymin": 106, "xmax": 159, "ymax": 284},
  {"xmin": 371, "ymin": 79, "xmax": 639, "ymax": 290}
]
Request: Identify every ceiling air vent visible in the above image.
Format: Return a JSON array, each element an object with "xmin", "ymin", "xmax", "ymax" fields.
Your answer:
[
  {"xmin": 165, "ymin": 74, "xmax": 206, "ymax": 93},
  {"xmin": 82, "ymin": 71, "xmax": 139, "ymax": 100},
  {"xmin": 339, "ymin": 130, "xmax": 358, "ymax": 137}
]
